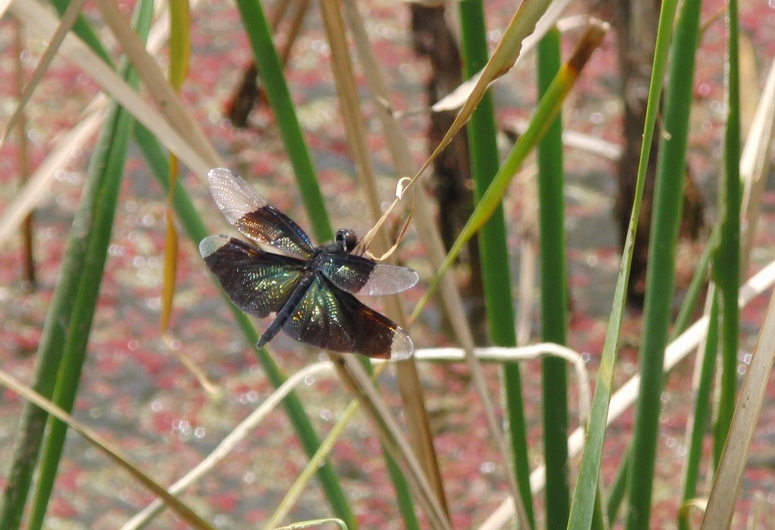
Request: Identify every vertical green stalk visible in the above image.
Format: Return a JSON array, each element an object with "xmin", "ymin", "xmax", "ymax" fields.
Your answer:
[
  {"xmin": 605, "ymin": 445, "xmax": 630, "ymax": 525},
  {"xmin": 20, "ymin": 5, "xmax": 153, "ymax": 530},
  {"xmin": 457, "ymin": 0, "xmax": 534, "ymax": 526},
  {"xmin": 0, "ymin": 122, "xmax": 109, "ymax": 530},
  {"xmin": 569, "ymin": 7, "xmax": 672, "ymax": 526},
  {"xmin": 536, "ymin": 27, "xmax": 570, "ymax": 529},
  {"xmin": 625, "ymin": 1, "xmax": 700, "ymax": 529},
  {"xmin": 232, "ymin": 0, "xmax": 332, "ymax": 242},
  {"xmin": 385, "ymin": 452, "xmax": 421, "ymax": 529},
  {"xmin": 48, "ymin": 0, "xmax": 111, "ymax": 64},
  {"xmin": 671, "ymin": 227, "xmax": 718, "ymax": 340},
  {"xmin": 712, "ymin": 0, "xmax": 740, "ymax": 466},
  {"xmin": 22, "ymin": 5, "xmax": 154, "ymax": 529},
  {"xmin": 0, "ymin": 6, "xmax": 151, "ymax": 525},
  {"xmin": 26, "ymin": 108, "xmax": 135, "ymax": 530},
  {"xmin": 678, "ymin": 292, "xmax": 719, "ymax": 530}
]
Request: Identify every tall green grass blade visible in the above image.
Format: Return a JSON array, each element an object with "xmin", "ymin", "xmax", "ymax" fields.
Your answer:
[
  {"xmin": 26, "ymin": 108, "xmax": 136, "ymax": 530},
  {"xmin": 48, "ymin": 0, "xmax": 111, "ymax": 64},
  {"xmin": 671, "ymin": 227, "xmax": 718, "ymax": 340},
  {"xmin": 678, "ymin": 291, "xmax": 719, "ymax": 530},
  {"xmin": 385, "ymin": 453, "xmax": 421, "ymax": 530},
  {"xmin": 712, "ymin": 0, "xmax": 741, "ymax": 466},
  {"xmin": 134, "ymin": 125, "xmax": 356, "ymax": 527},
  {"xmin": 614, "ymin": 237, "xmax": 716, "ymax": 527},
  {"xmin": 24, "ymin": 4, "xmax": 155, "ymax": 528},
  {"xmin": 0, "ymin": 2, "xmax": 120, "ymax": 525},
  {"xmin": 457, "ymin": 1, "xmax": 534, "ymax": 526},
  {"xmin": 609, "ymin": 232, "xmax": 713, "ymax": 528},
  {"xmin": 566, "ymin": 3, "xmax": 677, "ymax": 528},
  {"xmin": 411, "ymin": 22, "xmax": 607, "ymax": 319},
  {"xmin": 535, "ymin": 27, "xmax": 570, "ymax": 529},
  {"xmin": 0, "ymin": 121, "xmax": 105, "ymax": 530},
  {"xmin": 605, "ymin": 445, "xmax": 630, "ymax": 525},
  {"xmin": 623, "ymin": 1, "xmax": 699, "ymax": 528},
  {"xmin": 1, "ymin": 53, "xmax": 131, "ymax": 530},
  {"xmin": 233, "ymin": 0, "xmax": 332, "ymax": 241}
]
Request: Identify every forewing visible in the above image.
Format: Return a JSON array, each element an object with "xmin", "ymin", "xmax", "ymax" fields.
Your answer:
[
  {"xmin": 283, "ymin": 275, "xmax": 414, "ymax": 360},
  {"xmin": 207, "ymin": 168, "xmax": 313, "ymax": 258},
  {"xmin": 200, "ymin": 235, "xmax": 303, "ymax": 317},
  {"xmin": 321, "ymin": 254, "xmax": 419, "ymax": 295}
]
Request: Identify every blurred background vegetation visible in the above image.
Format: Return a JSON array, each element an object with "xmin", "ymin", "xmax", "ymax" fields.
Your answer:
[{"xmin": 1, "ymin": 0, "xmax": 775, "ymax": 529}]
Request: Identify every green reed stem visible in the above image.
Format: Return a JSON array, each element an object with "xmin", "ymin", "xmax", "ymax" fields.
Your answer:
[
  {"xmin": 712, "ymin": 0, "xmax": 741, "ymax": 467},
  {"xmin": 536, "ymin": 27, "xmax": 570, "ymax": 529},
  {"xmin": 624, "ymin": 1, "xmax": 698, "ymax": 529},
  {"xmin": 458, "ymin": 0, "xmax": 535, "ymax": 526}
]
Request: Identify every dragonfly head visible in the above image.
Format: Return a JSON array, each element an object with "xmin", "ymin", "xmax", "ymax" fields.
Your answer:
[{"xmin": 335, "ymin": 229, "xmax": 359, "ymax": 254}]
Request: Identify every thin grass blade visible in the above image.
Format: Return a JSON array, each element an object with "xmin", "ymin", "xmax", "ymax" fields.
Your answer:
[
  {"xmin": 458, "ymin": 0, "xmax": 533, "ymax": 526},
  {"xmin": 233, "ymin": 0, "xmax": 333, "ymax": 240},
  {"xmin": 161, "ymin": 0, "xmax": 190, "ymax": 337},
  {"xmin": 319, "ymin": 0, "xmax": 441, "ymax": 522},
  {"xmin": 25, "ymin": 105, "xmax": 135, "ymax": 530},
  {"xmin": 711, "ymin": 0, "xmax": 741, "ymax": 468},
  {"xmin": 1, "ymin": 0, "xmax": 87, "ymax": 146},
  {"xmin": 410, "ymin": 0, "xmax": 556, "ymax": 185},
  {"xmin": 622, "ymin": 1, "xmax": 701, "ymax": 528},
  {"xmin": 0, "ymin": 370, "xmax": 214, "ymax": 530},
  {"xmin": 412, "ymin": 20, "xmax": 608, "ymax": 318},
  {"xmin": 700, "ymin": 287, "xmax": 775, "ymax": 529},
  {"xmin": 23, "ymin": 3, "xmax": 155, "ymax": 528},
  {"xmin": 567, "ymin": 1, "xmax": 681, "ymax": 528},
  {"xmin": 678, "ymin": 288, "xmax": 719, "ymax": 530},
  {"xmin": 535, "ymin": 25, "xmax": 570, "ymax": 529}
]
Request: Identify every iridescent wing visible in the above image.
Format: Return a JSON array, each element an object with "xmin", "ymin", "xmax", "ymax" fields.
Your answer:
[
  {"xmin": 199, "ymin": 235, "xmax": 305, "ymax": 317},
  {"xmin": 319, "ymin": 253, "xmax": 419, "ymax": 296},
  {"xmin": 282, "ymin": 275, "xmax": 414, "ymax": 360},
  {"xmin": 207, "ymin": 168, "xmax": 313, "ymax": 258}
]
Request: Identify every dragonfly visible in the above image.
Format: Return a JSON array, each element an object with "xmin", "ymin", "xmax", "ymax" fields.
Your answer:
[{"xmin": 199, "ymin": 168, "xmax": 418, "ymax": 360}]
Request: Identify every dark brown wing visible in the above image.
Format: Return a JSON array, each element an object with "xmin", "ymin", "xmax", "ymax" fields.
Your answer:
[
  {"xmin": 282, "ymin": 274, "xmax": 413, "ymax": 360},
  {"xmin": 199, "ymin": 235, "xmax": 304, "ymax": 317},
  {"xmin": 208, "ymin": 168, "xmax": 313, "ymax": 258}
]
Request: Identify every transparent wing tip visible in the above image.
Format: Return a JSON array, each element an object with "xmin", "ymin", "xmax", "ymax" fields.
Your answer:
[
  {"xmin": 388, "ymin": 329, "xmax": 414, "ymax": 361},
  {"xmin": 207, "ymin": 167, "xmax": 235, "ymax": 184},
  {"xmin": 199, "ymin": 235, "xmax": 229, "ymax": 258}
]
